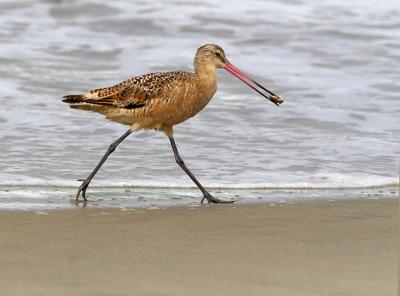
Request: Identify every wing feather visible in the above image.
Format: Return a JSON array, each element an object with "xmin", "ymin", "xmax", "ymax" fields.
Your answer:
[
  {"xmin": 64, "ymin": 71, "xmax": 192, "ymax": 110},
  {"xmin": 114, "ymin": 71, "xmax": 190, "ymax": 108}
]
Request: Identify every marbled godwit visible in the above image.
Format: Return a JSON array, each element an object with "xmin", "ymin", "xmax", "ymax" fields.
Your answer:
[{"xmin": 63, "ymin": 44, "xmax": 283, "ymax": 203}]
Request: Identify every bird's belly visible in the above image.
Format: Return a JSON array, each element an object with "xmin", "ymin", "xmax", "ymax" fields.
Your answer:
[
  {"xmin": 128, "ymin": 81, "xmax": 217, "ymax": 130},
  {"xmin": 161, "ymin": 92, "xmax": 215, "ymax": 126}
]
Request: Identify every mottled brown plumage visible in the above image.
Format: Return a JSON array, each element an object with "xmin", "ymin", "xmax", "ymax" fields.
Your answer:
[
  {"xmin": 63, "ymin": 44, "xmax": 283, "ymax": 203},
  {"xmin": 63, "ymin": 44, "xmax": 230, "ymax": 138}
]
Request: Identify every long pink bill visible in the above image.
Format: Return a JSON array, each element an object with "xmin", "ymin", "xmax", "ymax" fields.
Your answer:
[{"xmin": 223, "ymin": 61, "xmax": 283, "ymax": 106}]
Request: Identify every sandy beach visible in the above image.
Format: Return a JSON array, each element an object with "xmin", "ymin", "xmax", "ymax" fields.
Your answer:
[{"xmin": 0, "ymin": 199, "xmax": 397, "ymax": 296}]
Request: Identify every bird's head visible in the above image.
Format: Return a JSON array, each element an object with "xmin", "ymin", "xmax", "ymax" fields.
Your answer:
[
  {"xmin": 194, "ymin": 44, "xmax": 284, "ymax": 106},
  {"xmin": 194, "ymin": 44, "xmax": 227, "ymax": 70}
]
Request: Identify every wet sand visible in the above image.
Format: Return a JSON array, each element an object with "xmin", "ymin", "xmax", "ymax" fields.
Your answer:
[{"xmin": 0, "ymin": 199, "xmax": 397, "ymax": 296}]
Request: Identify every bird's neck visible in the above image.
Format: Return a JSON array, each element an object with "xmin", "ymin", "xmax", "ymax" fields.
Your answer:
[
  {"xmin": 192, "ymin": 64, "xmax": 217, "ymax": 108},
  {"xmin": 194, "ymin": 63, "xmax": 217, "ymax": 87}
]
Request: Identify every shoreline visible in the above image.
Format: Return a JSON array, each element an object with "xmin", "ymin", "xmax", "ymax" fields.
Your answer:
[
  {"xmin": 0, "ymin": 184, "xmax": 398, "ymax": 211},
  {"xmin": 0, "ymin": 198, "xmax": 397, "ymax": 296}
]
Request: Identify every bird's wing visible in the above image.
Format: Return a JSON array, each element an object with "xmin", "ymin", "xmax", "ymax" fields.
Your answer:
[
  {"xmin": 63, "ymin": 78, "xmax": 135, "ymax": 106},
  {"xmin": 113, "ymin": 71, "xmax": 190, "ymax": 108},
  {"xmin": 63, "ymin": 71, "xmax": 191, "ymax": 108}
]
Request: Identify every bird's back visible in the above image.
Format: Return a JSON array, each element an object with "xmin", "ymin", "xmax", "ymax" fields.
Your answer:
[{"xmin": 64, "ymin": 71, "xmax": 189, "ymax": 107}]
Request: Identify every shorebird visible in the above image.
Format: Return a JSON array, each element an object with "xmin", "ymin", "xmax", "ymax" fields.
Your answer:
[{"xmin": 63, "ymin": 44, "xmax": 283, "ymax": 204}]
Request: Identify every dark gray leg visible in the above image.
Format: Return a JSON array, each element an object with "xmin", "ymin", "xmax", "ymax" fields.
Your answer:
[
  {"xmin": 169, "ymin": 137, "xmax": 233, "ymax": 204},
  {"xmin": 76, "ymin": 129, "xmax": 132, "ymax": 201}
]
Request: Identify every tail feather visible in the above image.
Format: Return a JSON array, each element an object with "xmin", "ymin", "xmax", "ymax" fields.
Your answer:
[
  {"xmin": 62, "ymin": 94, "xmax": 114, "ymax": 106},
  {"xmin": 62, "ymin": 94, "xmax": 86, "ymax": 103}
]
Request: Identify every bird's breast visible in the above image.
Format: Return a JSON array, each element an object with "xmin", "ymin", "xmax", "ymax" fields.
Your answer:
[
  {"xmin": 142, "ymin": 74, "xmax": 217, "ymax": 128},
  {"xmin": 179, "ymin": 78, "xmax": 217, "ymax": 120}
]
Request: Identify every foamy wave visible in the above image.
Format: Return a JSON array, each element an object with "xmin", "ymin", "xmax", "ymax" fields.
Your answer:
[{"xmin": 0, "ymin": 173, "xmax": 397, "ymax": 189}]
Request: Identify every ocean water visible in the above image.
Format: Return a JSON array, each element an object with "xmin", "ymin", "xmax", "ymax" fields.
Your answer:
[{"xmin": 0, "ymin": 0, "xmax": 398, "ymax": 210}]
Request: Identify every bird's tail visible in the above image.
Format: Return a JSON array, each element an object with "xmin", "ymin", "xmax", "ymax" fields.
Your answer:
[
  {"xmin": 62, "ymin": 93, "xmax": 114, "ymax": 106},
  {"xmin": 62, "ymin": 94, "xmax": 87, "ymax": 103}
]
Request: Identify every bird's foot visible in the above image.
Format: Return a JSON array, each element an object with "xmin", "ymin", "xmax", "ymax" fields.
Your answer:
[
  {"xmin": 201, "ymin": 193, "xmax": 234, "ymax": 204},
  {"xmin": 75, "ymin": 179, "xmax": 89, "ymax": 202}
]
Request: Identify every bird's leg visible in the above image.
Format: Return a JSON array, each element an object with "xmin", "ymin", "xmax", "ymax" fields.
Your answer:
[
  {"xmin": 169, "ymin": 137, "xmax": 233, "ymax": 204},
  {"xmin": 75, "ymin": 129, "xmax": 132, "ymax": 201}
]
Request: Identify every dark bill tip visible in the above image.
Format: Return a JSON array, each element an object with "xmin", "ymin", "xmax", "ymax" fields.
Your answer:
[{"xmin": 223, "ymin": 62, "xmax": 284, "ymax": 106}]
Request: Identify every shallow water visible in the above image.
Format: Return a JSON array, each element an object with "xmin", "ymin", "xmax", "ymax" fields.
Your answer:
[
  {"xmin": 0, "ymin": 0, "xmax": 399, "ymax": 209},
  {"xmin": 0, "ymin": 185, "xmax": 397, "ymax": 211}
]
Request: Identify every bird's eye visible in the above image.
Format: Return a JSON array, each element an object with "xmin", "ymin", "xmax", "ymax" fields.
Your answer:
[{"xmin": 215, "ymin": 52, "xmax": 221, "ymax": 57}]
